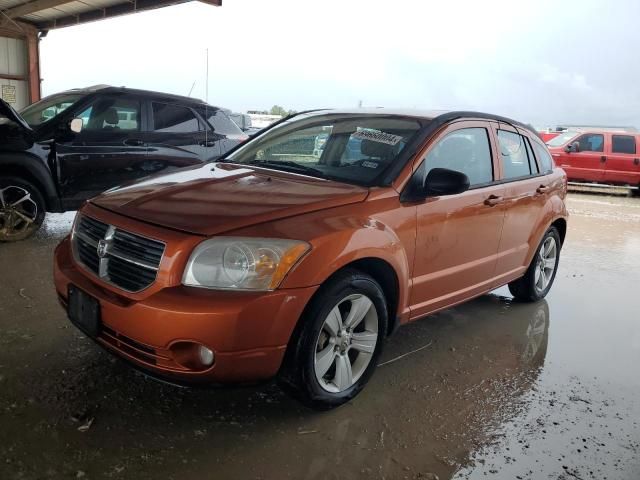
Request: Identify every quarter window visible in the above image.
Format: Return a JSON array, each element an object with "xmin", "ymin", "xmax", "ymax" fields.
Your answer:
[
  {"xmin": 612, "ymin": 135, "xmax": 636, "ymax": 154},
  {"xmin": 575, "ymin": 133, "xmax": 604, "ymax": 152},
  {"xmin": 423, "ymin": 128, "xmax": 493, "ymax": 186},
  {"xmin": 202, "ymin": 109, "xmax": 244, "ymax": 136},
  {"xmin": 497, "ymin": 130, "xmax": 536, "ymax": 179},
  {"xmin": 533, "ymin": 143, "xmax": 554, "ymax": 173},
  {"xmin": 153, "ymin": 103, "xmax": 202, "ymax": 133}
]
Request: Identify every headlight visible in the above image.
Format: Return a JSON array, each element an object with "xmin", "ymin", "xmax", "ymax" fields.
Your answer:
[{"xmin": 182, "ymin": 237, "xmax": 310, "ymax": 291}]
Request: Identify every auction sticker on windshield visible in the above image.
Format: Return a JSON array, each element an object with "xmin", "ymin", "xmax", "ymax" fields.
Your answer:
[{"xmin": 352, "ymin": 129, "xmax": 403, "ymax": 145}]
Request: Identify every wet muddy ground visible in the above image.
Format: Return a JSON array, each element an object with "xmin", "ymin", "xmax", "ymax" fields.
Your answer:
[{"xmin": 0, "ymin": 193, "xmax": 639, "ymax": 480}]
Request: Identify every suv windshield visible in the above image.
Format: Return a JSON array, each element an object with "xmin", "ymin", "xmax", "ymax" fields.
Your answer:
[
  {"xmin": 225, "ymin": 114, "xmax": 424, "ymax": 186},
  {"xmin": 19, "ymin": 93, "xmax": 83, "ymax": 127},
  {"xmin": 546, "ymin": 130, "xmax": 579, "ymax": 147}
]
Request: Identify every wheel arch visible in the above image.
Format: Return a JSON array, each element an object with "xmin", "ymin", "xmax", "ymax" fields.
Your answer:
[
  {"xmin": 550, "ymin": 217, "xmax": 567, "ymax": 246},
  {"xmin": 0, "ymin": 155, "xmax": 60, "ymax": 212},
  {"xmin": 328, "ymin": 257, "xmax": 400, "ymax": 337}
]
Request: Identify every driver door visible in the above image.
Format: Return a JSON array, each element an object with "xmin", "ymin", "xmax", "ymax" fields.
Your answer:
[
  {"xmin": 409, "ymin": 121, "xmax": 506, "ymax": 319},
  {"xmin": 55, "ymin": 95, "xmax": 148, "ymax": 208}
]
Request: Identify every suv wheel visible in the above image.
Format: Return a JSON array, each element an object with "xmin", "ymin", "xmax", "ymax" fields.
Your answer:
[
  {"xmin": 508, "ymin": 226, "xmax": 561, "ymax": 302},
  {"xmin": 0, "ymin": 176, "xmax": 46, "ymax": 242},
  {"xmin": 279, "ymin": 269, "xmax": 388, "ymax": 410}
]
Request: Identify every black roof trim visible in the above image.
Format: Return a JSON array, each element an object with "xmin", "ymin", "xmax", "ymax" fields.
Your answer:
[{"xmin": 380, "ymin": 110, "xmax": 538, "ymax": 186}]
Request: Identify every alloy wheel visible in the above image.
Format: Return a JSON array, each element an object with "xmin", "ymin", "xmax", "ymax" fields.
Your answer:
[
  {"xmin": 314, "ymin": 294, "xmax": 379, "ymax": 393},
  {"xmin": 534, "ymin": 236, "xmax": 557, "ymax": 294},
  {"xmin": 0, "ymin": 186, "xmax": 39, "ymax": 238}
]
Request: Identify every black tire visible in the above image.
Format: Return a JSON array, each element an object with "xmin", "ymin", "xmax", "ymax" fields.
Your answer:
[
  {"xmin": 631, "ymin": 186, "xmax": 640, "ymax": 197},
  {"xmin": 508, "ymin": 226, "xmax": 561, "ymax": 302},
  {"xmin": 0, "ymin": 176, "xmax": 46, "ymax": 242},
  {"xmin": 278, "ymin": 269, "xmax": 388, "ymax": 410}
]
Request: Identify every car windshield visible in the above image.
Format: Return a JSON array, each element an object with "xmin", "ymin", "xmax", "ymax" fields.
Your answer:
[
  {"xmin": 546, "ymin": 130, "xmax": 579, "ymax": 147},
  {"xmin": 19, "ymin": 93, "xmax": 83, "ymax": 127},
  {"xmin": 224, "ymin": 114, "xmax": 424, "ymax": 186}
]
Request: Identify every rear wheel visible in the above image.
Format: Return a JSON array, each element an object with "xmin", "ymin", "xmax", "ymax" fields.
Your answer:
[
  {"xmin": 279, "ymin": 269, "xmax": 388, "ymax": 410},
  {"xmin": 508, "ymin": 226, "xmax": 561, "ymax": 302},
  {"xmin": 0, "ymin": 176, "xmax": 45, "ymax": 242}
]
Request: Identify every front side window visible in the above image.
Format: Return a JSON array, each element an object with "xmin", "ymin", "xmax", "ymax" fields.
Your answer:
[
  {"xmin": 19, "ymin": 93, "xmax": 83, "ymax": 127},
  {"xmin": 153, "ymin": 103, "xmax": 201, "ymax": 133},
  {"xmin": 498, "ymin": 130, "xmax": 536, "ymax": 179},
  {"xmin": 423, "ymin": 128, "xmax": 493, "ymax": 186},
  {"xmin": 612, "ymin": 135, "xmax": 636, "ymax": 154},
  {"xmin": 225, "ymin": 114, "xmax": 423, "ymax": 186},
  {"xmin": 575, "ymin": 133, "xmax": 604, "ymax": 152},
  {"xmin": 76, "ymin": 98, "xmax": 140, "ymax": 132}
]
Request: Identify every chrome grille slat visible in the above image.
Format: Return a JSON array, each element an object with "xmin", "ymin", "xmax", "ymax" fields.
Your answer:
[{"xmin": 72, "ymin": 215, "xmax": 165, "ymax": 292}]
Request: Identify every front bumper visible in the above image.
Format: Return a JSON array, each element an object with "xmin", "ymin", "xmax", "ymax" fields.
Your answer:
[{"xmin": 54, "ymin": 236, "xmax": 318, "ymax": 384}]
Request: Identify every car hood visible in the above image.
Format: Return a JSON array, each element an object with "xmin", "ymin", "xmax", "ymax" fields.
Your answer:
[
  {"xmin": 0, "ymin": 98, "xmax": 32, "ymax": 133},
  {"xmin": 91, "ymin": 162, "xmax": 369, "ymax": 236}
]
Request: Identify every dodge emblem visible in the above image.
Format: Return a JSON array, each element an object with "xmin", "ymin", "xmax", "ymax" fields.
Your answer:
[{"xmin": 97, "ymin": 239, "xmax": 108, "ymax": 258}]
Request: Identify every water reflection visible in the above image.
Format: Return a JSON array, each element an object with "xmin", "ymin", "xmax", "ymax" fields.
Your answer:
[{"xmin": 6, "ymin": 294, "xmax": 551, "ymax": 479}]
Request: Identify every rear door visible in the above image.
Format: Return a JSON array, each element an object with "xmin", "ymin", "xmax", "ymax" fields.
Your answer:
[
  {"xmin": 555, "ymin": 132, "xmax": 605, "ymax": 182},
  {"xmin": 56, "ymin": 94, "xmax": 148, "ymax": 206},
  {"xmin": 143, "ymin": 101, "xmax": 215, "ymax": 168},
  {"xmin": 603, "ymin": 133, "xmax": 640, "ymax": 185},
  {"xmin": 409, "ymin": 121, "xmax": 506, "ymax": 318},
  {"xmin": 491, "ymin": 125, "xmax": 548, "ymax": 282}
]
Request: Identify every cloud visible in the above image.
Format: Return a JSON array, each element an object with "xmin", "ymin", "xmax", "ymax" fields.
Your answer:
[{"xmin": 38, "ymin": 0, "xmax": 640, "ymax": 127}]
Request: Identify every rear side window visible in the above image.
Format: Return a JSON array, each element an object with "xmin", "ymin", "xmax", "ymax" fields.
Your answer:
[
  {"xmin": 533, "ymin": 143, "xmax": 554, "ymax": 173},
  {"xmin": 497, "ymin": 130, "xmax": 536, "ymax": 179},
  {"xmin": 153, "ymin": 103, "xmax": 202, "ymax": 133},
  {"xmin": 575, "ymin": 133, "xmax": 604, "ymax": 152},
  {"xmin": 612, "ymin": 135, "xmax": 636, "ymax": 154},
  {"xmin": 424, "ymin": 128, "xmax": 493, "ymax": 186}
]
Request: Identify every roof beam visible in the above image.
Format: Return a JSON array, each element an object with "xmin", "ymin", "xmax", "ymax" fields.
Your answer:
[{"xmin": 1, "ymin": 0, "xmax": 75, "ymax": 19}]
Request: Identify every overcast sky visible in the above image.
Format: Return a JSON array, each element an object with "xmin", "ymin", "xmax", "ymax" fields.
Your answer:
[{"xmin": 40, "ymin": 0, "xmax": 640, "ymax": 127}]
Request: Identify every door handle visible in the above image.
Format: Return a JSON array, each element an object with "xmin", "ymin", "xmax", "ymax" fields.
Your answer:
[
  {"xmin": 124, "ymin": 139, "xmax": 144, "ymax": 147},
  {"xmin": 600, "ymin": 155, "xmax": 607, "ymax": 163},
  {"xmin": 634, "ymin": 158, "xmax": 639, "ymax": 166},
  {"xmin": 536, "ymin": 185, "xmax": 550, "ymax": 194},
  {"xmin": 484, "ymin": 195, "xmax": 503, "ymax": 207},
  {"xmin": 199, "ymin": 140, "xmax": 216, "ymax": 147}
]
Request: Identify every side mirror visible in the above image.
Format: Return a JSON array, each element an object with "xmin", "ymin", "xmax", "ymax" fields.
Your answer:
[
  {"xmin": 424, "ymin": 168, "xmax": 470, "ymax": 197},
  {"xmin": 69, "ymin": 118, "xmax": 83, "ymax": 134},
  {"xmin": 564, "ymin": 141, "xmax": 579, "ymax": 153}
]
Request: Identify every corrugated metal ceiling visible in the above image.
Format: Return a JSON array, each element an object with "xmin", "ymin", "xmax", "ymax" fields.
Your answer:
[{"xmin": 1, "ymin": 0, "xmax": 220, "ymax": 30}]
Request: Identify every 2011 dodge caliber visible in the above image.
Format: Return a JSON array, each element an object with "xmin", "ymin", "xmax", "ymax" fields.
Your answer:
[{"xmin": 53, "ymin": 109, "xmax": 568, "ymax": 409}]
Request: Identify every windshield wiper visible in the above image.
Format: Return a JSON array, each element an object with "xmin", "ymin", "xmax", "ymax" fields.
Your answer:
[{"xmin": 246, "ymin": 160, "xmax": 325, "ymax": 177}]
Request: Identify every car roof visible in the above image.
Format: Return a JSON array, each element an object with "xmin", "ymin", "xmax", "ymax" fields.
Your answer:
[
  {"xmin": 49, "ymin": 85, "xmax": 221, "ymax": 109},
  {"xmin": 294, "ymin": 108, "xmax": 538, "ymax": 137}
]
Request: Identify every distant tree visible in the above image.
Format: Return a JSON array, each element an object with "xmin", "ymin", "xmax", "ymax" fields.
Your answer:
[{"xmin": 270, "ymin": 105, "xmax": 288, "ymax": 117}]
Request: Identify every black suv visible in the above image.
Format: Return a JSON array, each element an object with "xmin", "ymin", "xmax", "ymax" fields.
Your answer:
[{"xmin": 0, "ymin": 85, "xmax": 247, "ymax": 241}]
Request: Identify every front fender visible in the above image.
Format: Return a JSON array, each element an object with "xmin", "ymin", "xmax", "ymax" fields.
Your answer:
[{"xmin": 280, "ymin": 219, "xmax": 411, "ymax": 319}]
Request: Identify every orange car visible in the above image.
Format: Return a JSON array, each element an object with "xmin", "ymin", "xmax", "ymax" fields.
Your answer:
[{"xmin": 54, "ymin": 109, "xmax": 568, "ymax": 409}]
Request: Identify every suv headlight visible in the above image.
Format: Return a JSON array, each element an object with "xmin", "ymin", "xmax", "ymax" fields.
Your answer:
[{"xmin": 182, "ymin": 237, "xmax": 310, "ymax": 291}]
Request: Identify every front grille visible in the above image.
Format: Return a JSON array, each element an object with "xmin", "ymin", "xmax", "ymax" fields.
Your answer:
[{"xmin": 72, "ymin": 215, "xmax": 165, "ymax": 292}]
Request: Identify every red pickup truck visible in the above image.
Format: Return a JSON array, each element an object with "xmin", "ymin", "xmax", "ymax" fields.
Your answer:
[{"xmin": 546, "ymin": 130, "xmax": 640, "ymax": 193}]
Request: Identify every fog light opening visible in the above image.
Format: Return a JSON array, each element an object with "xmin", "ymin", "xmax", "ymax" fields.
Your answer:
[
  {"xmin": 198, "ymin": 345, "xmax": 215, "ymax": 367},
  {"xmin": 170, "ymin": 341, "xmax": 216, "ymax": 371}
]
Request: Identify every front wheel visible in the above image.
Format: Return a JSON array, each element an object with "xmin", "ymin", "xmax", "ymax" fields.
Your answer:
[
  {"xmin": 0, "ymin": 176, "xmax": 46, "ymax": 242},
  {"xmin": 279, "ymin": 269, "xmax": 388, "ymax": 410},
  {"xmin": 508, "ymin": 226, "xmax": 561, "ymax": 302}
]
